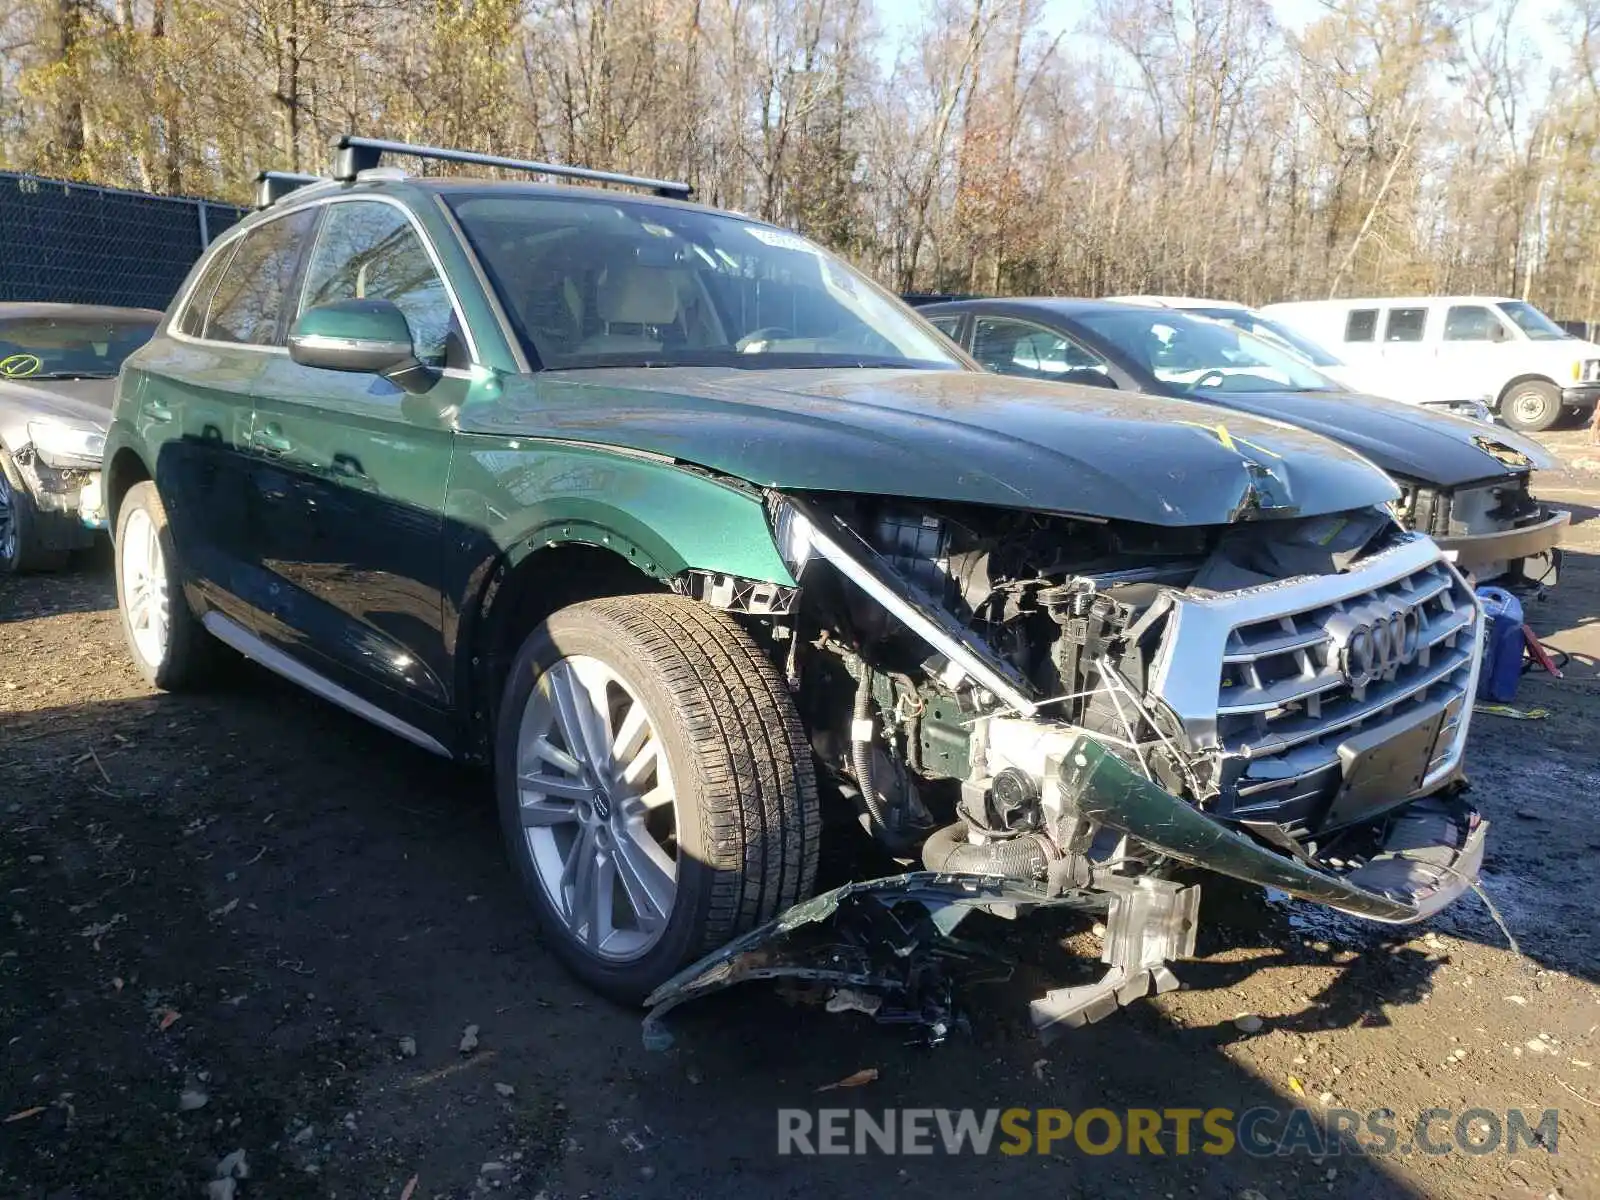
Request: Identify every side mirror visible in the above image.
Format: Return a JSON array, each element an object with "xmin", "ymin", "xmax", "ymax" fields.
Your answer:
[
  {"xmin": 287, "ymin": 299, "xmax": 438, "ymax": 394},
  {"xmin": 1489, "ymin": 322, "xmax": 1510, "ymax": 343}
]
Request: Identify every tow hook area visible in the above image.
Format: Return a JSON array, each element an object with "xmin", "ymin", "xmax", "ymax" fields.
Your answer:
[{"xmin": 1029, "ymin": 875, "xmax": 1198, "ymax": 1038}]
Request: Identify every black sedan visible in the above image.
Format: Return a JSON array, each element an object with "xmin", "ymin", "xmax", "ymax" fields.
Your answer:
[{"xmin": 917, "ymin": 297, "xmax": 1569, "ymax": 589}]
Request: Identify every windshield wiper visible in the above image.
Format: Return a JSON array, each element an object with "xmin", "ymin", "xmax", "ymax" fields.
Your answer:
[{"xmin": 24, "ymin": 372, "xmax": 117, "ymax": 380}]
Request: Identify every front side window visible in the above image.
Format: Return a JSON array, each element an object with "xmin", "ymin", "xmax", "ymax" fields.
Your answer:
[
  {"xmin": 1443, "ymin": 304, "xmax": 1503, "ymax": 341},
  {"xmin": 204, "ymin": 209, "xmax": 318, "ymax": 346},
  {"xmin": 0, "ymin": 313, "xmax": 159, "ymax": 380},
  {"xmin": 446, "ymin": 192, "xmax": 962, "ymax": 371},
  {"xmin": 300, "ymin": 202, "xmax": 458, "ymax": 367},
  {"xmin": 972, "ymin": 316, "xmax": 1114, "ymax": 385},
  {"xmin": 1074, "ymin": 308, "xmax": 1335, "ymax": 395},
  {"xmin": 1384, "ymin": 307, "xmax": 1427, "ymax": 343},
  {"xmin": 1345, "ymin": 309, "xmax": 1378, "ymax": 342},
  {"xmin": 1496, "ymin": 300, "xmax": 1569, "ymax": 341}
]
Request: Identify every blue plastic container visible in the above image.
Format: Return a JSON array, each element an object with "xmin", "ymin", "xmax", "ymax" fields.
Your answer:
[{"xmin": 1475, "ymin": 586, "xmax": 1524, "ymax": 702}]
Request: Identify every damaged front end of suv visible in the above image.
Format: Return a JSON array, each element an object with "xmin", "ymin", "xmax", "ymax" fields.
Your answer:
[{"xmin": 646, "ymin": 479, "xmax": 1486, "ymax": 1042}]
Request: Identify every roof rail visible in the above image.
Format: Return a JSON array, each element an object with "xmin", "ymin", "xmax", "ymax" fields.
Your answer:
[
  {"xmin": 332, "ymin": 135, "xmax": 694, "ymax": 200},
  {"xmin": 255, "ymin": 170, "xmax": 324, "ymax": 209}
]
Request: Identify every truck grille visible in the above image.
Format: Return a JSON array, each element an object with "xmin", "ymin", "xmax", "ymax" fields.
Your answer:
[{"xmin": 1147, "ymin": 535, "xmax": 1482, "ymax": 835}]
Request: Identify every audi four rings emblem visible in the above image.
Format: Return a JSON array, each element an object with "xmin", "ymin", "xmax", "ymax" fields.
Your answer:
[{"xmin": 1327, "ymin": 605, "xmax": 1423, "ymax": 688}]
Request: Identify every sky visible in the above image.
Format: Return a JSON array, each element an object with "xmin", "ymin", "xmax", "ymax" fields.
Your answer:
[{"xmin": 872, "ymin": 0, "xmax": 1569, "ymax": 71}]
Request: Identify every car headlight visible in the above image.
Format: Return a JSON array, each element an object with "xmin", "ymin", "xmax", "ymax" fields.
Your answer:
[
  {"xmin": 769, "ymin": 497, "xmax": 817, "ymax": 579},
  {"xmin": 27, "ymin": 420, "xmax": 106, "ymax": 468}
]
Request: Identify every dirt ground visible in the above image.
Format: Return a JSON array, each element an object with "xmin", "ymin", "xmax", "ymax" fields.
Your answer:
[{"xmin": 4, "ymin": 428, "xmax": 1600, "ymax": 1200}]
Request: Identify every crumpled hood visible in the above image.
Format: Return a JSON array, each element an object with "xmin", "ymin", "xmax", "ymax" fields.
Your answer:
[
  {"xmin": 461, "ymin": 367, "xmax": 1400, "ymax": 527},
  {"xmin": 1198, "ymin": 388, "xmax": 1554, "ymax": 485},
  {"xmin": 0, "ymin": 377, "xmax": 116, "ymax": 445}
]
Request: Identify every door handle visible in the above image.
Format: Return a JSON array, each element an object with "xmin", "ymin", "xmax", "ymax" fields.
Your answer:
[
  {"xmin": 329, "ymin": 453, "xmax": 375, "ymax": 489},
  {"xmin": 251, "ymin": 426, "xmax": 293, "ymax": 455}
]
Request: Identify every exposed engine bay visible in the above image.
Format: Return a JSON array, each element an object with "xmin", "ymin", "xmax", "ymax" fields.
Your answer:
[{"xmin": 652, "ymin": 489, "xmax": 1489, "ymax": 1039}]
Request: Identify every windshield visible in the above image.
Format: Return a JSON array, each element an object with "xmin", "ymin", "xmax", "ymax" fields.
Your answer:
[
  {"xmin": 1496, "ymin": 300, "xmax": 1569, "ymax": 341},
  {"xmin": 0, "ymin": 314, "xmax": 158, "ymax": 380},
  {"xmin": 1076, "ymin": 308, "xmax": 1336, "ymax": 394},
  {"xmin": 1191, "ymin": 308, "xmax": 1344, "ymax": 368},
  {"xmin": 447, "ymin": 193, "xmax": 964, "ymax": 372}
]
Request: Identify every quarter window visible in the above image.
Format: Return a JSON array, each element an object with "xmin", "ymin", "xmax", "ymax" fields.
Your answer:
[
  {"xmin": 972, "ymin": 316, "xmax": 1113, "ymax": 385},
  {"xmin": 176, "ymin": 243, "xmax": 239, "ymax": 339},
  {"xmin": 300, "ymin": 202, "xmax": 459, "ymax": 367},
  {"xmin": 927, "ymin": 315, "xmax": 961, "ymax": 338},
  {"xmin": 204, "ymin": 209, "xmax": 317, "ymax": 345},
  {"xmin": 1443, "ymin": 304, "xmax": 1501, "ymax": 341},
  {"xmin": 1384, "ymin": 307, "xmax": 1427, "ymax": 343},
  {"xmin": 1344, "ymin": 309, "xmax": 1378, "ymax": 342}
]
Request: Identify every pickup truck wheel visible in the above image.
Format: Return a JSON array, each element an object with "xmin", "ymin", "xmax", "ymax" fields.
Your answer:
[
  {"xmin": 114, "ymin": 482, "xmax": 215, "ymax": 689},
  {"xmin": 0, "ymin": 449, "xmax": 69, "ymax": 574},
  {"xmin": 496, "ymin": 594, "xmax": 819, "ymax": 1003},
  {"xmin": 1502, "ymin": 381, "xmax": 1562, "ymax": 432}
]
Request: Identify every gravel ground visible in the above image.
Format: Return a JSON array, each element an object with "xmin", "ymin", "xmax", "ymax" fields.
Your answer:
[{"xmin": 3, "ymin": 429, "xmax": 1599, "ymax": 1200}]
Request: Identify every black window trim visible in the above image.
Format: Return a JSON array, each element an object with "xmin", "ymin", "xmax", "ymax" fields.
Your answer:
[
  {"xmin": 1383, "ymin": 305, "xmax": 1429, "ymax": 344},
  {"xmin": 1344, "ymin": 307, "xmax": 1379, "ymax": 343},
  {"xmin": 169, "ymin": 193, "xmax": 480, "ymax": 372}
]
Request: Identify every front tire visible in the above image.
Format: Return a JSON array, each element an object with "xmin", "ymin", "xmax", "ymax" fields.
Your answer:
[
  {"xmin": 114, "ymin": 481, "xmax": 215, "ymax": 689},
  {"xmin": 0, "ymin": 449, "xmax": 69, "ymax": 574},
  {"xmin": 1501, "ymin": 380, "xmax": 1562, "ymax": 432},
  {"xmin": 495, "ymin": 594, "xmax": 819, "ymax": 1003}
]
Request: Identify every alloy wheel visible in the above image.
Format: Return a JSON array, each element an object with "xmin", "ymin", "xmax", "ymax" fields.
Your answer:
[
  {"xmin": 515, "ymin": 654, "xmax": 680, "ymax": 961},
  {"xmin": 121, "ymin": 507, "xmax": 170, "ymax": 667}
]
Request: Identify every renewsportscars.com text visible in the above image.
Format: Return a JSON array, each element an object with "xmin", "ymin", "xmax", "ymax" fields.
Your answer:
[{"xmin": 776, "ymin": 1106, "xmax": 1560, "ymax": 1158}]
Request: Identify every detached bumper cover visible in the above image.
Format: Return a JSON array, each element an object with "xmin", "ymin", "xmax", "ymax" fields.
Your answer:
[
  {"xmin": 1059, "ymin": 738, "xmax": 1486, "ymax": 924},
  {"xmin": 1434, "ymin": 507, "xmax": 1569, "ymax": 571}
]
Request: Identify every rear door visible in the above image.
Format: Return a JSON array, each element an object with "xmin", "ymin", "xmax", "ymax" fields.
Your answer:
[
  {"xmin": 968, "ymin": 314, "xmax": 1120, "ymax": 389},
  {"xmin": 1363, "ymin": 303, "xmax": 1432, "ymax": 396},
  {"xmin": 139, "ymin": 207, "xmax": 317, "ymax": 627},
  {"xmin": 246, "ymin": 197, "xmax": 471, "ymax": 732}
]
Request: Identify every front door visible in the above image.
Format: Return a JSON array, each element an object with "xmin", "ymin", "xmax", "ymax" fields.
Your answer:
[{"xmin": 247, "ymin": 198, "xmax": 470, "ymax": 734}]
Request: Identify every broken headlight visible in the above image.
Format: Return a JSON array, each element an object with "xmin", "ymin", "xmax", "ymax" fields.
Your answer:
[{"xmin": 28, "ymin": 419, "xmax": 106, "ymax": 470}]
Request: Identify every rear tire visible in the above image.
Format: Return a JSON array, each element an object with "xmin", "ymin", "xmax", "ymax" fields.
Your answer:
[
  {"xmin": 0, "ymin": 449, "xmax": 69, "ymax": 574},
  {"xmin": 114, "ymin": 481, "xmax": 216, "ymax": 689},
  {"xmin": 1501, "ymin": 381, "xmax": 1562, "ymax": 432},
  {"xmin": 495, "ymin": 594, "xmax": 819, "ymax": 1003}
]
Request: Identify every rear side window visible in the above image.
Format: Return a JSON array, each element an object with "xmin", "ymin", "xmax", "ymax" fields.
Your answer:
[
  {"xmin": 176, "ymin": 244, "xmax": 239, "ymax": 338},
  {"xmin": 1344, "ymin": 309, "xmax": 1378, "ymax": 342},
  {"xmin": 1384, "ymin": 307, "xmax": 1427, "ymax": 343},
  {"xmin": 1443, "ymin": 304, "xmax": 1500, "ymax": 341},
  {"xmin": 927, "ymin": 315, "xmax": 961, "ymax": 338},
  {"xmin": 204, "ymin": 209, "xmax": 318, "ymax": 345},
  {"xmin": 299, "ymin": 201, "xmax": 459, "ymax": 368}
]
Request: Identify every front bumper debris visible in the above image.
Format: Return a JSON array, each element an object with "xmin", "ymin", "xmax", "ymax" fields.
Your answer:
[
  {"xmin": 1059, "ymin": 737, "xmax": 1487, "ymax": 924},
  {"xmin": 11, "ymin": 447, "xmax": 101, "ymax": 549},
  {"xmin": 1435, "ymin": 508, "xmax": 1569, "ymax": 576},
  {"xmin": 642, "ymin": 734, "xmax": 1486, "ymax": 1048}
]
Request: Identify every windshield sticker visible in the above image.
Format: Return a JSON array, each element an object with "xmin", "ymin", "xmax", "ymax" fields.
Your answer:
[
  {"xmin": 0, "ymin": 353, "xmax": 43, "ymax": 379},
  {"xmin": 747, "ymin": 227, "xmax": 819, "ymax": 254}
]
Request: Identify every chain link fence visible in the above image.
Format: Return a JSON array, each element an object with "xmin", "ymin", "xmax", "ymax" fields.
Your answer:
[{"xmin": 0, "ymin": 171, "xmax": 247, "ymax": 311}]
